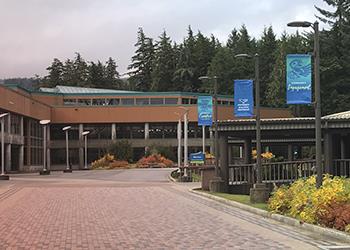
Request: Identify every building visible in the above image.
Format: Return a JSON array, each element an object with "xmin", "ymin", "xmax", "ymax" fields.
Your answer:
[{"xmin": 0, "ymin": 83, "xmax": 293, "ymax": 172}]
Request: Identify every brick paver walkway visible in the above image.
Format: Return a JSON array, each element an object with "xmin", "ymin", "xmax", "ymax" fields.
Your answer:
[{"xmin": 0, "ymin": 170, "xmax": 347, "ymax": 249}]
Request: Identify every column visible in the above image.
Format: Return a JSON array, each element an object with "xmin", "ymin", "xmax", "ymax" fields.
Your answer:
[
  {"xmin": 111, "ymin": 123, "xmax": 117, "ymax": 141},
  {"xmin": 340, "ymin": 135, "xmax": 346, "ymax": 159},
  {"xmin": 209, "ymin": 129, "xmax": 214, "ymax": 154},
  {"xmin": 19, "ymin": 117, "xmax": 24, "ymax": 171},
  {"xmin": 26, "ymin": 120, "xmax": 31, "ymax": 166},
  {"xmin": 79, "ymin": 124, "xmax": 84, "ymax": 169},
  {"xmin": 46, "ymin": 125, "xmax": 51, "ymax": 170},
  {"xmin": 324, "ymin": 131, "xmax": 333, "ymax": 174},
  {"xmin": 144, "ymin": 123, "xmax": 149, "ymax": 139},
  {"xmin": 218, "ymin": 134, "xmax": 228, "ymax": 191},
  {"xmin": 244, "ymin": 138, "xmax": 252, "ymax": 164},
  {"xmin": 6, "ymin": 144, "xmax": 11, "ymax": 172}
]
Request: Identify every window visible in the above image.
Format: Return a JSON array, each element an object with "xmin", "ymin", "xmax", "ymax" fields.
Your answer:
[
  {"xmin": 106, "ymin": 98, "xmax": 120, "ymax": 105},
  {"xmin": 164, "ymin": 98, "xmax": 178, "ymax": 105},
  {"xmin": 92, "ymin": 99, "xmax": 108, "ymax": 106},
  {"xmin": 150, "ymin": 98, "xmax": 164, "ymax": 105},
  {"xmin": 121, "ymin": 98, "xmax": 134, "ymax": 105},
  {"xmin": 63, "ymin": 99, "xmax": 76, "ymax": 105},
  {"xmin": 136, "ymin": 98, "xmax": 150, "ymax": 105},
  {"xmin": 190, "ymin": 99, "xmax": 197, "ymax": 104},
  {"xmin": 78, "ymin": 99, "xmax": 92, "ymax": 106},
  {"xmin": 182, "ymin": 98, "xmax": 190, "ymax": 104}
]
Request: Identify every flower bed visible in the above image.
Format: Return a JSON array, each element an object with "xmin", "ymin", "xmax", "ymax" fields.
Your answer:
[
  {"xmin": 268, "ymin": 175, "xmax": 350, "ymax": 232},
  {"xmin": 91, "ymin": 154, "xmax": 129, "ymax": 169},
  {"xmin": 136, "ymin": 153, "xmax": 173, "ymax": 168}
]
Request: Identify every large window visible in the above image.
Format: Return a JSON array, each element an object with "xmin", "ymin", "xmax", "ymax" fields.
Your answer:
[
  {"xmin": 136, "ymin": 98, "xmax": 150, "ymax": 105},
  {"xmin": 84, "ymin": 124, "xmax": 111, "ymax": 139},
  {"xmin": 121, "ymin": 98, "xmax": 134, "ymax": 106},
  {"xmin": 164, "ymin": 98, "xmax": 178, "ymax": 105},
  {"xmin": 50, "ymin": 125, "xmax": 79, "ymax": 140},
  {"xmin": 149, "ymin": 123, "xmax": 177, "ymax": 139},
  {"xmin": 78, "ymin": 99, "xmax": 92, "ymax": 106},
  {"xmin": 150, "ymin": 98, "xmax": 164, "ymax": 105}
]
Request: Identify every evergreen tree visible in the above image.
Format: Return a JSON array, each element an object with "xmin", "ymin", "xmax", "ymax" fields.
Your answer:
[
  {"xmin": 45, "ymin": 58, "xmax": 64, "ymax": 87},
  {"xmin": 61, "ymin": 59, "xmax": 75, "ymax": 86},
  {"xmin": 258, "ymin": 26, "xmax": 277, "ymax": 105},
  {"xmin": 88, "ymin": 61, "xmax": 105, "ymax": 88},
  {"xmin": 104, "ymin": 57, "xmax": 122, "ymax": 89},
  {"xmin": 73, "ymin": 52, "xmax": 89, "ymax": 87},
  {"xmin": 151, "ymin": 31, "xmax": 176, "ymax": 91},
  {"xmin": 128, "ymin": 27, "xmax": 154, "ymax": 91}
]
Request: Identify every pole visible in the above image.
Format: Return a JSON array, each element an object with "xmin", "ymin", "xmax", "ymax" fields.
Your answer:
[
  {"xmin": 202, "ymin": 125, "xmax": 205, "ymax": 154},
  {"xmin": 184, "ymin": 111, "xmax": 188, "ymax": 177},
  {"xmin": 1, "ymin": 118, "xmax": 4, "ymax": 175},
  {"xmin": 65, "ymin": 130, "xmax": 69, "ymax": 170},
  {"xmin": 84, "ymin": 135, "xmax": 88, "ymax": 169},
  {"xmin": 314, "ymin": 21, "xmax": 322, "ymax": 188},
  {"xmin": 43, "ymin": 125, "xmax": 46, "ymax": 171},
  {"xmin": 214, "ymin": 77, "xmax": 219, "ymax": 177},
  {"xmin": 255, "ymin": 54, "xmax": 262, "ymax": 184},
  {"xmin": 177, "ymin": 118, "xmax": 182, "ymax": 173}
]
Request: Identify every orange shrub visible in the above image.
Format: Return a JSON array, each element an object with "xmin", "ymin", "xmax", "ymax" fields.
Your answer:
[
  {"xmin": 109, "ymin": 160, "xmax": 129, "ymax": 169},
  {"xmin": 136, "ymin": 153, "xmax": 174, "ymax": 168}
]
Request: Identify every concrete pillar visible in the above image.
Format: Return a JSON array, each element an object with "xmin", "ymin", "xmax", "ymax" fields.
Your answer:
[
  {"xmin": 144, "ymin": 123, "xmax": 149, "ymax": 140},
  {"xmin": 340, "ymin": 135, "xmax": 346, "ymax": 159},
  {"xmin": 324, "ymin": 131, "xmax": 333, "ymax": 174},
  {"xmin": 46, "ymin": 125, "xmax": 51, "ymax": 170},
  {"xmin": 244, "ymin": 138, "xmax": 252, "ymax": 164},
  {"xmin": 288, "ymin": 144, "xmax": 293, "ymax": 161},
  {"xmin": 26, "ymin": 120, "xmax": 31, "ymax": 166},
  {"xmin": 79, "ymin": 124, "xmax": 84, "ymax": 169},
  {"xmin": 228, "ymin": 145, "xmax": 232, "ymax": 165},
  {"xmin": 6, "ymin": 144, "xmax": 11, "ymax": 172},
  {"xmin": 7, "ymin": 113, "xmax": 11, "ymax": 134},
  {"xmin": 19, "ymin": 117, "xmax": 24, "ymax": 170},
  {"xmin": 111, "ymin": 123, "xmax": 117, "ymax": 140}
]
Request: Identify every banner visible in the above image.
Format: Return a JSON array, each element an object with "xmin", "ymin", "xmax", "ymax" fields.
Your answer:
[
  {"xmin": 234, "ymin": 79, "xmax": 254, "ymax": 117},
  {"xmin": 286, "ymin": 54, "xmax": 312, "ymax": 104},
  {"xmin": 189, "ymin": 152, "xmax": 205, "ymax": 164},
  {"xmin": 198, "ymin": 96, "xmax": 213, "ymax": 126}
]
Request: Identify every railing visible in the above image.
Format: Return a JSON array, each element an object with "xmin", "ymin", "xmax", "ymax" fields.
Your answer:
[
  {"xmin": 333, "ymin": 159, "xmax": 350, "ymax": 177},
  {"xmin": 229, "ymin": 160, "xmax": 316, "ymax": 185}
]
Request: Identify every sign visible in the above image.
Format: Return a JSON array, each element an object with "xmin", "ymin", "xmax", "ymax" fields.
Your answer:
[
  {"xmin": 286, "ymin": 54, "xmax": 312, "ymax": 104},
  {"xmin": 234, "ymin": 79, "xmax": 254, "ymax": 117},
  {"xmin": 198, "ymin": 96, "xmax": 213, "ymax": 126},
  {"xmin": 190, "ymin": 152, "xmax": 205, "ymax": 164}
]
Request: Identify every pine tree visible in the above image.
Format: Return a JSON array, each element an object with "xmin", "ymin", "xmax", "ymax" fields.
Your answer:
[
  {"xmin": 128, "ymin": 28, "xmax": 154, "ymax": 91},
  {"xmin": 88, "ymin": 61, "xmax": 105, "ymax": 88},
  {"xmin": 104, "ymin": 57, "xmax": 122, "ymax": 89},
  {"xmin": 45, "ymin": 58, "xmax": 64, "ymax": 87},
  {"xmin": 151, "ymin": 31, "xmax": 176, "ymax": 91},
  {"xmin": 73, "ymin": 52, "xmax": 89, "ymax": 87}
]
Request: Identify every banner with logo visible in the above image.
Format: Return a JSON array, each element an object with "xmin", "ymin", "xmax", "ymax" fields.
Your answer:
[
  {"xmin": 286, "ymin": 54, "xmax": 312, "ymax": 104},
  {"xmin": 234, "ymin": 79, "xmax": 254, "ymax": 117},
  {"xmin": 198, "ymin": 96, "xmax": 213, "ymax": 126}
]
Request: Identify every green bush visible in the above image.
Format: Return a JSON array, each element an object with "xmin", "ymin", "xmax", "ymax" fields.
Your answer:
[{"xmin": 107, "ymin": 140, "xmax": 133, "ymax": 162}]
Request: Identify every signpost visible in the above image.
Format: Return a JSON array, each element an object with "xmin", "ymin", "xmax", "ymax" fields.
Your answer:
[{"xmin": 189, "ymin": 152, "xmax": 205, "ymax": 164}]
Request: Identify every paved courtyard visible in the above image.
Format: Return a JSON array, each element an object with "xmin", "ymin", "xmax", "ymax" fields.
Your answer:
[{"xmin": 0, "ymin": 169, "xmax": 348, "ymax": 249}]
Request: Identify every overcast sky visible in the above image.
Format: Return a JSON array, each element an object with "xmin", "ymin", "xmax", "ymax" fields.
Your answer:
[{"xmin": 0, "ymin": 0, "xmax": 331, "ymax": 79}]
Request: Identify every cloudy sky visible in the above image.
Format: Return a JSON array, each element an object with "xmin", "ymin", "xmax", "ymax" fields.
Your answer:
[{"xmin": 0, "ymin": 0, "xmax": 331, "ymax": 79}]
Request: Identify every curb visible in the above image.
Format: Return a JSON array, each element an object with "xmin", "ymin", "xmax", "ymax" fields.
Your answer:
[
  {"xmin": 168, "ymin": 170, "xmax": 178, "ymax": 182},
  {"xmin": 190, "ymin": 189, "xmax": 350, "ymax": 243}
]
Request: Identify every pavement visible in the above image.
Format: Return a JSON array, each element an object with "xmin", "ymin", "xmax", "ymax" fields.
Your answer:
[{"xmin": 0, "ymin": 169, "xmax": 349, "ymax": 249}]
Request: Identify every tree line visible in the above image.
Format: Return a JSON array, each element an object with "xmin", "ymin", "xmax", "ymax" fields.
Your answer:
[{"xmin": 34, "ymin": 0, "xmax": 350, "ymax": 115}]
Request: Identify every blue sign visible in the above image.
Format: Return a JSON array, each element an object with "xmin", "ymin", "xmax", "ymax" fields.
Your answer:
[
  {"xmin": 198, "ymin": 96, "xmax": 213, "ymax": 126},
  {"xmin": 286, "ymin": 54, "xmax": 312, "ymax": 104},
  {"xmin": 234, "ymin": 79, "xmax": 254, "ymax": 117},
  {"xmin": 190, "ymin": 152, "xmax": 205, "ymax": 164}
]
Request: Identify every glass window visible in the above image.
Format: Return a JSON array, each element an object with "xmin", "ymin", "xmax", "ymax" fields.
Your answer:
[
  {"xmin": 121, "ymin": 98, "xmax": 134, "ymax": 105},
  {"xmin": 63, "ymin": 99, "xmax": 77, "ymax": 105},
  {"xmin": 190, "ymin": 99, "xmax": 197, "ymax": 104},
  {"xmin": 182, "ymin": 98, "xmax": 190, "ymax": 104},
  {"xmin": 136, "ymin": 98, "xmax": 150, "ymax": 105},
  {"xmin": 84, "ymin": 124, "xmax": 111, "ymax": 139},
  {"xmin": 106, "ymin": 98, "xmax": 120, "ymax": 105},
  {"xmin": 164, "ymin": 98, "xmax": 178, "ymax": 105},
  {"xmin": 78, "ymin": 99, "xmax": 92, "ymax": 106},
  {"xmin": 149, "ymin": 124, "xmax": 163, "ymax": 138},
  {"xmin": 130, "ymin": 124, "xmax": 144, "ymax": 139},
  {"xmin": 92, "ymin": 99, "xmax": 108, "ymax": 106},
  {"xmin": 150, "ymin": 98, "xmax": 164, "ymax": 105}
]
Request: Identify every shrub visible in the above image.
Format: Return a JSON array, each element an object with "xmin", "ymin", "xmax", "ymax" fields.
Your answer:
[
  {"xmin": 268, "ymin": 175, "xmax": 350, "ymax": 231},
  {"xmin": 108, "ymin": 140, "xmax": 133, "ymax": 162},
  {"xmin": 145, "ymin": 145, "xmax": 176, "ymax": 161},
  {"xmin": 91, "ymin": 154, "xmax": 115, "ymax": 169},
  {"xmin": 109, "ymin": 160, "xmax": 129, "ymax": 169},
  {"xmin": 137, "ymin": 153, "xmax": 174, "ymax": 168}
]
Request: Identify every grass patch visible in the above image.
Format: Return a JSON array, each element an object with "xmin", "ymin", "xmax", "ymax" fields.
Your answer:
[{"xmin": 207, "ymin": 192, "xmax": 268, "ymax": 210}]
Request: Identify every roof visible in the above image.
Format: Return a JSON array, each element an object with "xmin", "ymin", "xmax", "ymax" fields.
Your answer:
[
  {"xmin": 322, "ymin": 110, "xmax": 350, "ymax": 120},
  {"xmin": 39, "ymin": 85, "xmax": 141, "ymax": 94}
]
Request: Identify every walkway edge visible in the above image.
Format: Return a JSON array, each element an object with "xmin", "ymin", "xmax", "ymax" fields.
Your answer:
[{"xmin": 189, "ymin": 189, "xmax": 350, "ymax": 243}]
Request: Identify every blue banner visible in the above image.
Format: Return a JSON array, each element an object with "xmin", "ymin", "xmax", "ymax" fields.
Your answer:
[
  {"xmin": 198, "ymin": 96, "xmax": 213, "ymax": 126},
  {"xmin": 190, "ymin": 152, "xmax": 205, "ymax": 164},
  {"xmin": 234, "ymin": 79, "xmax": 254, "ymax": 117},
  {"xmin": 286, "ymin": 54, "xmax": 312, "ymax": 104}
]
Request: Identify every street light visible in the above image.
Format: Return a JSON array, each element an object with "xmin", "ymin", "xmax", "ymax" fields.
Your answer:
[
  {"xmin": 198, "ymin": 76, "xmax": 219, "ymax": 176},
  {"xmin": 39, "ymin": 119, "xmax": 51, "ymax": 175},
  {"xmin": 179, "ymin": 107, "xmax": 189, "ymax": 179},
  {"xmin": 235, "ymin": 54, "xmax": 262, "ymax": 185},
  {"xmin": 174, "ymin": 112, "xmax": 182, "ymax": 176},
  {"xmin": 82, "ymin": 131, "xmax": 90, "ymax": 170},
  {"xmin": 62, "ymin": 126, "xmax": 72, "ymax": 173},
  {"xmin": 288, "ymin": 21, "xmax": 322, "ymax": 188},
  {"xmin": 0, "ymin": 113, "xmax": 9, "ymax": 180}
]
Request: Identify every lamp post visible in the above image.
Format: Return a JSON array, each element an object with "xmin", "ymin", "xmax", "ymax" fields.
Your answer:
[
  {"xmin": 235, "ymin": 53, "xmax": 269, "ymax": 202},
  {"xmin": 198, "ymin": 76, "xmax": 219, "ymax": 176},
  {"xmin": 178, "ymin": 107, "xmax": 189, "ymax": 178},
  {"xmin": 174, "ymin": 112, "xmax": 182, "ymax": 176},
  {"xmin": 287, "ymin": 21, "xmax": 322, "ymax": 188},
  {"xmin": 63, "ymin": 126, "xmax": 72, "ymax": 173},
  {"xmin": 82, "ymin": 131, "xmax": 90, "ymax": 169},
  {"xmin": 39, "ymin": 119, "xmax": 51, "ymax": 175},
  {"xmin": 0, "ymin": 113, "xmax": 9, "ymax": 180}
]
